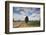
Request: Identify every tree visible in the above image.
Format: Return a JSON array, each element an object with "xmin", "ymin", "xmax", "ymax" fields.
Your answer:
[{"xmin": 25, "ymin": 16, "xmax": 29, "ymax": 23}]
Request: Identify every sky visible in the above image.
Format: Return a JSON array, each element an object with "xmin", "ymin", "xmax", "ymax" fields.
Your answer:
[{"xmin": 13, "ymin": 7, "xmax": 40, "ymax": 21}]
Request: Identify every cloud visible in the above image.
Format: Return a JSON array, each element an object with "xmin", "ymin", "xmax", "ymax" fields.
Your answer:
[
  {"xmin": 29, "ymin": 13, "xmax": 40, "ymax": 21},
  {"xmin": 13, "ymin": 7, "xmax": 40, "ymax": 21},
  {"xmin": 13, "ymin": 13, "xmax": 26, "ymax": 21},
  {"xmin": 13, "ymin": 13, "xmax": 40, "ymax": 21},
  {"xmin": 20, "ymin": 11, "xmax": 25, "ymax": 16}
]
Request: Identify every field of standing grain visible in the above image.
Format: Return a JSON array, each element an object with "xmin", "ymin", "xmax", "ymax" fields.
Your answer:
[
  {"xmin": 13, "ymin": 21, "xmax": 29, "ymax": 28},
  {"xmin": 13, "ymin": 21, "xmax": 40, "ymax": 28}
]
